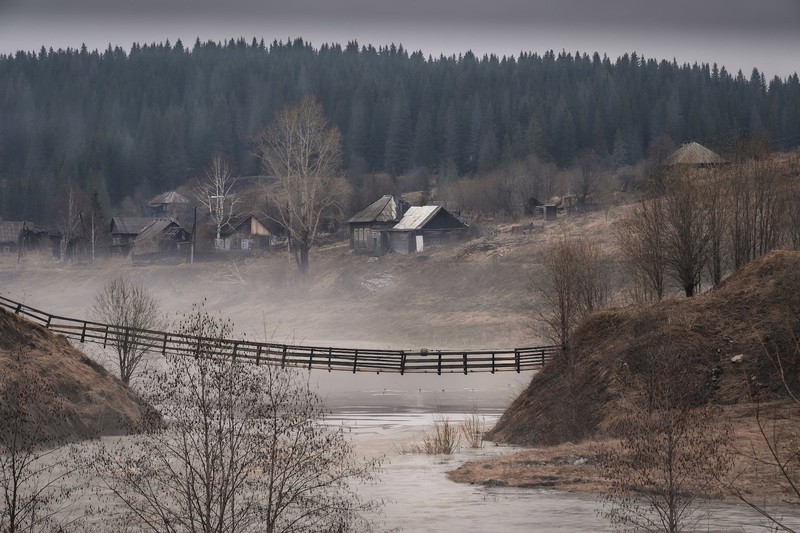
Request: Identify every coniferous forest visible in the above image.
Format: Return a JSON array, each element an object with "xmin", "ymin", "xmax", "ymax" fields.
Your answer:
[{"xmin": 1, "ymin": 37, "xmax": 799, "ymax": 223}]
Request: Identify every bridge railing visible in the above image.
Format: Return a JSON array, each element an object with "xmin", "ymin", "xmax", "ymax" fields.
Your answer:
[{"xmin": 0, "ymin": 295, "xmax": 559, "ymax": 374}]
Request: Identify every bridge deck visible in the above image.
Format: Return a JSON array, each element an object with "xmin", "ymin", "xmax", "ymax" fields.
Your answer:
[{"xmin": 0, "ymin": 296, "xmax": 559, "ymax": 374}]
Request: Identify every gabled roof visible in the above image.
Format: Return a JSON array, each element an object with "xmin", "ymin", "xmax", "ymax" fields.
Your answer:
[
  {"xmin": 148, "ymin": 191, "xmax": 189, "ymax": 207},
  {"xmin": 347, "ymin": 195, "xmax": 409, "ymax": 224},
  {"xmin": 220, "ymin": 214, "xmax": 270, "ymax": 237},
  {"xmin": 392, "ymin": 206, "xmax": 442, "ymax": 231},
  {"xmin": 665, "ymin": 142, "xmax": 726, "ymax": 166},
  {"xmin": 110, "ymin": 217, "xmax": 158, "ymax": 235},
  {"xmin": 136, "ymin": 218, "xmax": 185, "ymax": 242},
  {"xmin": 0, "ymin": 221, "xmax": 25, "ymax": 243}
]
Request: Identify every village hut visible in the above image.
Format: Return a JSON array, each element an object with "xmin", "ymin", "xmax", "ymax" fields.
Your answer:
[
  {"xmin": 219, "ymin": 214, "xmax": 274, "ymax": 251},
  {"xmin": 389, "ymin": 206, "xmax": 467, "ymax": 254},
  {"xmin": 664, "ymin": 141, "xmax": 726, "ymax": 167},
  {"xmin": 147, "ymin": 190, "xmax": 191, "ymax": 219},
  {"xmin": 133, "ymin": 218, "xmax": 190, "ymax": 253},
  {"xmin": 347, "ymin": 195, "xmax": 409, "ymax": 255},
  {"xmin": 110, "ymin": 217, "xmax": 158, "ymax": 255}
]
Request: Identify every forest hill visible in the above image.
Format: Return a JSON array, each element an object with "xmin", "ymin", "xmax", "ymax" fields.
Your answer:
[{"xmin": 1, "ymin": 38, "xmax": 799, "ymax": 224}]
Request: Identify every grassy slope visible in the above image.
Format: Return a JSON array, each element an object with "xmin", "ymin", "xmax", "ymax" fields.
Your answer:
[{"xmin": 488, "ymin": 249, "xmax": 800, "ymax": 445}]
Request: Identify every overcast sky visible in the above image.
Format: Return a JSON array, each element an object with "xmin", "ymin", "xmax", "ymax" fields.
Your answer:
[{"xmin": 1, "ymin": 0, "xmax": 798, "ymax": 77}]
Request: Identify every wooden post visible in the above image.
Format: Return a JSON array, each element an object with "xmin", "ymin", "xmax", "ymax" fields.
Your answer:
[
  {"xmin": 103, "ymin": 325, "xmax": 109, "ymax": 348},
  {"xmin": 45, "ymin": 315, "xmax": 51, "ymax": 327},
  {"xmin": 327, "ymin": 348, "xmax": 332, "ymax": 372},
  {"xmin": 352, "ymin": 350, "xmax": 358, "ymax": 374},
  {"xmin": 255, "ymin": 344, "xmax": 262, "ymax": 366},
  {"xmin": 14, "ymin": 303, "xmax": 21, "ymax": 314},
  {"xmin": 281, "ymin": 345, "xmax": 288, "ymax": 367},
  {"xmin": 308, "ymin": 348, "xmax": 315, "ymax": 370},
  {"xmin": 515, "ymin": 349, "xmax": 521, "ymax": 373},
  {"xmin": 80, "ymin": 321, "xmax": 87, "ymax": 343},
  {"xmin": 491, "ymin": 353, "xmax": 496, "ymax": 374},
  {"xmin": 232, "ymin": 342, "xmax": 239, "ymax": 363},
  {"xmin": 400, "ymin": 350, "xmax": 406, "ymax": 375},
  {"xmin": 462, "ymin": 352, "xmax": 468, "ymax": 375},
  {"xmin": 437, "ymin": 351, "xmax": 442, "ymax": 375},
  {"xmin": 162, "ymin": 332, "xmax": 168, "ymax": 355}
]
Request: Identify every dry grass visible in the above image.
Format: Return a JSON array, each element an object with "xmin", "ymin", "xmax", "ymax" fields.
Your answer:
[
  {"xmin": 451, "ymin": 403, "xmax": 800, "ymax": 509},
  {"xmin": 400, "ymin": 415, "xmax": 461, "ymax": 455}
]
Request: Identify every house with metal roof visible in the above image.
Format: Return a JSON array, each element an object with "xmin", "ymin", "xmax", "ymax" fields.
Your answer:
[
  {"xmin": 389, "ymin": 205, "xmax": 467, "ymax": 254},
  {"xmin": 347, "ymin": 195, "xmax": 409, "ymax": 255}
]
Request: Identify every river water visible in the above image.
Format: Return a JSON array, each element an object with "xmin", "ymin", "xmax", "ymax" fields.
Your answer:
[{"xmin": 320, "ymin": 375, "xmax": 800, "ymax": 533}]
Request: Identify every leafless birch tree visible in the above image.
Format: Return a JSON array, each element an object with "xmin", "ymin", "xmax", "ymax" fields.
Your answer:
[
  {"xmin": 194, "ymin": 153, "xmax": 240, "ymax": 245},
  {"xmin": 253, "ymin": 96, "xmax": 348, "ymax": 274}
]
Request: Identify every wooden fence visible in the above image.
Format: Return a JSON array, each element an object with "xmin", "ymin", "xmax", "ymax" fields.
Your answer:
[{"xmin": 0, "ymin": 296, "xmax": 559, "ymax": 374}]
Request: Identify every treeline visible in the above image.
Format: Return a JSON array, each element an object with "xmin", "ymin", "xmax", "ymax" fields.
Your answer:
[{"xmin": 1, "ymin": 37, "xmax": 800, "ymax": 223}]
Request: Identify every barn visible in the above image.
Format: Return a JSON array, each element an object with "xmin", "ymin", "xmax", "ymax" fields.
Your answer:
[{"xmin": 219, "ymin": 214, "xmax": 274, "ymax": 251}]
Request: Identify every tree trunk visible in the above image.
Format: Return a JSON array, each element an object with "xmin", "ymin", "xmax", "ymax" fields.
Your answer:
[{"xmin": 296, "ymin": 241, "xmax": 310, "ymax": 274}]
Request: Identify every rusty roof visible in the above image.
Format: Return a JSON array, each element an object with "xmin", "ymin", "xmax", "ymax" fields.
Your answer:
[
  {"xmin": 347, "ymin": 195, "xmax": 409, "ymax": 224},
  {"xmin": 665, "ymin": 142, "xmax": 726, "ymax": 165}
]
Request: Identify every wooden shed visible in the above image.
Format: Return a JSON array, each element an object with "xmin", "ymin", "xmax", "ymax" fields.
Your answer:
[
  {"xmin": 389, "ymin": 206, "xmax": 467, "ymax": 254},
  {"xmin": 347, "ymin": 195, "xmax": 409, "ymax": 255}
]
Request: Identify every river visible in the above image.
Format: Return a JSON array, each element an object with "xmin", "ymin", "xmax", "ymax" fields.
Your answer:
[{"xmin": 320, "ymin": 375, "xmax": 800, "ymax": 533}]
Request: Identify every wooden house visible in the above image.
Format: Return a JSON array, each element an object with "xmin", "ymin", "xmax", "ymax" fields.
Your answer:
[
  {"xmin": 134, "ymin": 218, "xmax": 190, "ymax": 253},
  {"xmin": 110, "ymin": 217, "xmax": 159, "ymax": 255},
  {"xmin": 389, "ymin": 206, "xmax": 467, "ymax": 254},
  {"xmin": 219, "ymin": 214, "xmax": 273, "ymax": 251},
  {"xmin": 347, "ymin": 195, "xmax": 409, "ymax": 255},
  {"xmin": 147, "ymin": 191, "xmax": 191, "ymax": 219}
]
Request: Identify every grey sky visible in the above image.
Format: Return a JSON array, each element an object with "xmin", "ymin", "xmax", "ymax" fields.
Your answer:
[{"xmin": 1, "ymin": 0, "xmax": 798, "ymax": 77}]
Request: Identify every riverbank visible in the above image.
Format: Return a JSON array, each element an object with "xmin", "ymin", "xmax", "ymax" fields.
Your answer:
[{"xmin": 449, "ymin": 402, "xmax": 800, "ymax": 510}]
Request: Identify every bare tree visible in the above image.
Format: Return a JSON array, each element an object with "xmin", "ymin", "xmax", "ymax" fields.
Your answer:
[
  {"xmin": 82, "ymin": 190, "xmax": 106, "ymax": 263},
  {"xmin": 253, "ymin": 96, "xmax": 348, "ymax": 274},
  {"xmin": 91, "ymin": 275, "xmax": 163, "ymax": 386},
  {"xmin": 724, "ymin": 327, "xmax": 800, "ymax": 532},
  {"xmin": 534, "ymin": 234, "xmax": 609, "ymax": 362},
  {"xmin": 0, "ymin": 350, "xmax": 81, "ymax": 532},
  {"xmin": 662, "ymin": 170, "xmax": 710, "ymax": 297},
  {"xmin": 573, "ymin": 148, "xmax": 603, "ymax": 205},
  {"xmin": 54, "ymin": 182, "xmax": 84, "ymax": 262},
  {"xmin": 601, "ymin": 346, "xmax": 732, "ymax": 533},
  {"xmin": 91, "ymin": 304, "xmax": 382, "ymax": 533},
  {"xmin": 617, "ymin": 193, "xmax": 667, "ymax": 301},
  {"xmin": 193, "ymin": 153, "xmax": 240, "ymax": 246}
]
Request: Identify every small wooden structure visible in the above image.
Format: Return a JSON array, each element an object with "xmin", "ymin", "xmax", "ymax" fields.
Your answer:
[
  {"xmin": 134, "ymin": 218, "xmax": 190, "ymax": 253},
  {"xmin": 147, "ymin": 191, "xmax": 191, "ymax": 219},
  {"xmin": 390, "ymin": 206, "xmax": 467, "ymax": 254},
  {"xmin": 347, "ymin": 195, "xmax": 409, "ymax": 256},
  {"xmin": 219, "ymin": 214, "xmax": 273, "ymax": 251},
  {"xmin": 110, "ymin": 217, "xmax": 159, "ymax": 255},
  {"xmin": 665, "ymin": 142, "xmax": 726, "ymax": 167},
  {"xmin": 543, "ymin": 204, "xmax": 558, "ymax": 221}
]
